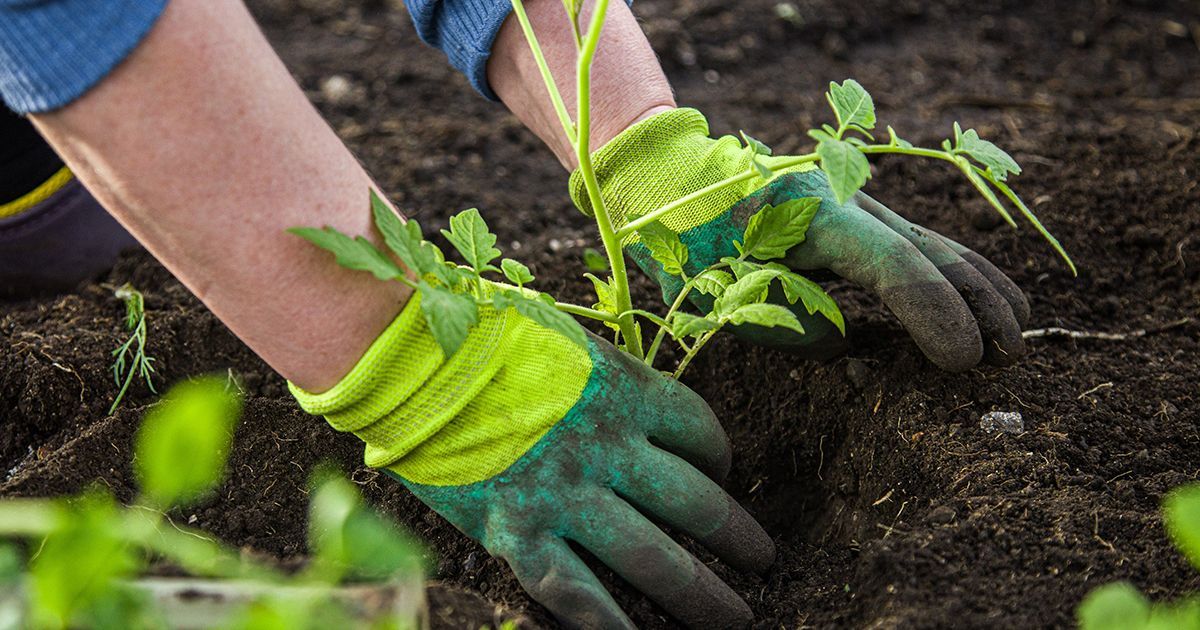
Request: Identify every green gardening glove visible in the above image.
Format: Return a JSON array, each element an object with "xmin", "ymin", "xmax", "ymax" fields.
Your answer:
[
  {"xmin": 290, "ymin": 289, "xmax": 774, "ymax": 629},
  {"xmin": 571, "ymin": 108, "xmax": 1031, "ymax": 371}
]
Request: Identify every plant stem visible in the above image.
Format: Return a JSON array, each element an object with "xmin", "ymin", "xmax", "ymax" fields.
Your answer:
[
  {"xmin": 672, "ymin": 329, "xmax": 720, "ymax": 379},
  {"xmin": 644, "ymin": 280, "xmax": 696, "ymax": 366},
  {"xmin": 555, "ymin": 301, "xmax": 617, "ymax": 323},
  {"xmin": 616, "ymin": 153, "xmax": 819, "ymax": 239},
  {"xmin": 508, "ymin": 0, "xmax": 577, "ymax": 145},
  {"xmin": 574, "ymin": 0, "xmax": 643, "ymax": 358}
]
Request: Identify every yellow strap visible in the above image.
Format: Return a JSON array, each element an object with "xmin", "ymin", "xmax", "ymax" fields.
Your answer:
[{"xmin": 0, "ymin": 166, "xmax": 74, "ymax": 219}]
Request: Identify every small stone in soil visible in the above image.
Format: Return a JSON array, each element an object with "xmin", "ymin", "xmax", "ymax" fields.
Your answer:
[{"xmin": 980, "ymin": 411, "xmax": 1024, "ymax": 434}]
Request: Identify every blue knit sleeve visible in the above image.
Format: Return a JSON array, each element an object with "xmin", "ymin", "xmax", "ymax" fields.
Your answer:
[
  {"xmin": 0, "ymin": 0, "xmax": 168, "ymax": 114},
  {"xmin": 404, "ymin": 0, "xmax": 632, "ymax": 101}
]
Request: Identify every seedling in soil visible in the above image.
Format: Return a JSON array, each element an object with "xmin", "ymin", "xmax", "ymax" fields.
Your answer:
[
  {"xmin": 0, "ymin": 377, "xmax": 423, "ymax": 628},
  {"xmin": 293, "ymin": 0, "xmax": 1073, "ymax": 378},
  {"xmin": 1077, "ymin": 483, "xmax": 1200, "ymax": 629},
  {"xmin": 109, "ymin": 283, "xmax": 157, "ymax": 414}
]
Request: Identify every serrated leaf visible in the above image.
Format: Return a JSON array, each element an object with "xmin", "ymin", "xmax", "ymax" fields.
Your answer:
[
  {"xmin": 714, "ymin": 269, "xmax": 780, "ymax": 318},
  {"xmin": 721, "ymin": 256, "xmax": 762, "ymax": 280},
  {"xmin": 441, "ymin": 208, "xmax": 502, "ymax": 273},
  {"xmin": 368, "ymin": 193, "xmax": 449, "ymax": 281},
  {"xmin": 955, "ymin": 127, "xmax": 1021, "ymax": 181},
  {"xmin": 671, "ymin": 312, "xmax": 720, "ymax": 339},
  {"xmin": 817, "ymin": 138, "xmax": 871, "ymax": 204},
  {"xmin": 290, "ymin": 227, "xmax": 404, "ymax": 282},
  {"xmin": 501, "ymin": 258, "xmax": 534, "ymax": 287},
  {"xmin": 637, "ymin": 222, "xmax": 689, "ymax": 277},
  {"xmin": 1165, "ymin": 483, "xmax": 1200, "ymax": 571},
  {"xmin": 827, "ymin": 79, "xmax": 876, "ymax": 133},
  {"xmin": 582, "ymin": 248, "xmax": 609, "ymax": 272},
  {"xmin": 308, "ymin": 472, "xmax": 424, "ymax": 583},
  {"xmin": 1076, "ymin": 582, "xmax": 1150, "ymax": 630},
  {"xmin": 777, "ymin": 271, "xmax": 845, "ymax": 334},
  {"xmin": 727, "ymin": 303, "xmax": 805, "ymax": 334},
  {"xmin": 740, "ymin": 130, "xmax": 773, "ymax": 156},
  {"xmin": 585, "ymin": 273, "xmax": 620, "ymax": 332},
  {"xmin": 418, "ymin": 281, "xmax": 478, "ymax": 356},
  {"xmin": 740, "ymin": 198, "xmax": 821, "ymax": 260},
  {"xmin": 494, "ymin": 290, "xmax": 587, "ymax": 348},
  {"xmin": 692, "ymin": 269, "xmax": 734, "ymax": 297},
  {"xmin": 136, "ymin": 377, "xmax": 241, "ymax": 508}
]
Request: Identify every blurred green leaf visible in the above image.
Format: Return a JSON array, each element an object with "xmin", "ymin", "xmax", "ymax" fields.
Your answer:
[
  {"xmin": 1078, "ymin": 582, "xmax": 1150, "ymax": 630},
  {"xmin": 1165, "ymin": 483, "xmax": 1200, "ymax": 571},
  {"xmin": 136, "ymin": 377, "xmax": 242, "ymax": 508},
  {"xmin": 308, "ymin": 473, "xmax": 424, "ymax": 583},
  {"xmin": 582, "ymin": 248, "xmax": 609, "ymax": 273}
]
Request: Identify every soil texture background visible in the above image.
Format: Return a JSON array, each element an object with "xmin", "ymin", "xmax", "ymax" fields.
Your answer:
[{"xmin": 2, "ymin": 0, "xmax": 1199, "ymax": 627}]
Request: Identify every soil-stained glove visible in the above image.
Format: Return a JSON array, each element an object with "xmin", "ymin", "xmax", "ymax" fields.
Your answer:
[
  {"xmin": 290, "ymin": 290, "xmax": 774, "ymax": 629},
  {"xmin": 570, "ymin": 108, "xmax": 1032, "ymax": 371}
]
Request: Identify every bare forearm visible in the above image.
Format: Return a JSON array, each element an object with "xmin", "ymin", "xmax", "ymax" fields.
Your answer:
[
  {"xmin": 31, "ymin": 0, "xmax": 409, "ymax": 392},
  {"xmin": 487, "ymin": 0, "xmax": 675, "ymax": 169}
]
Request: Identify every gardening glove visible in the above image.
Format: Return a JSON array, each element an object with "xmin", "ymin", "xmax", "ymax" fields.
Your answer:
[
  {"xmin": 290, "ymin": 289, "xmax": 775, "ymax": 629},
  {"xmin": 570, "ymin": 108, "xmax": 1032, "ymax": 371}
]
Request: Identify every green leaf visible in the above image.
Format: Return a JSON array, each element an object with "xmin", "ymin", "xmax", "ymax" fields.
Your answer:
[
  {"xmin": 583, "ymin": 247, "xmax": 609, "ymax": 272},
  {"xmin": 418, "ymin": 281, "xmax": 478, "ymax": 356},
  {"xmin": 671, "ymin": 312, "xmax": 720, "ymax": 339},
  {"xmin": 740, "ymin": 131, "xmax": 773, "ymax": 156},
  {"xmin": 308, "ymin": 472, "xmax": 424, "ymax": 583},
  {"xmin": 777, "ymin": 271, "xmax": 846, "ymax": 334},
  {"xmin": 585, "ymin": 274, "xmax": 620, "ymax": 332},
  {"xmin": 369, "ymin": 193, "xmax": 441, "ymax": 277},
  {"xmin": 136, "ymin": 376, "xmax": 242, "ymax": 508},
  {"xmin": 500, "ymin": 258, "xmax": 534, "ymax": 287},
  {"xmin": 727, "ymin": 303, "xmax": 805, "ymax": 334},
  {"xmin": 289, "ymin": 227, "xmax": 403, "ymax": 282},
  {"xmin": 739, "ymin": 198, "xmax": 821, "ymax": 260},
  {"xmin": 494, "ymin": 290, "xmax": 587, "ymax": 348},
  {"xmin": 441, "ymin": 208, "xmax": 502, "ymax": 273},
  {"xmin": 637, "ymin": 222, "xmax": 689, "ymax": 277},
  {"xmin": 1165, "ymin": 483, "xmax": 1200, "ymax": 571},
  {"xmin": 1077, "ymin": 582, "xmax": 1150, "ymax": 630},
  {"xmin": 827, "ymin": 79, "xmax": 876, "ymax": 133},
  {"xmin": 816, "ymin": 137, "xmax": 871, "ymax": 204},
  {"xmin": 720, "ymin": 256, "xmax": 762, "ymax": 280},
  {"xmin": 692, "ymin": 269, "xmax": 734, "ymax": 297},
  {"xmin": 714, "ymin": 269, "xmax": 779, "ymax": 318},
  {"xmin": 30, "ymin": 491, "xmax": 139, "ymax": 628},
  {"xmin": 954, "ymin": 123, "xmax": 1021, "ymax": 181}
]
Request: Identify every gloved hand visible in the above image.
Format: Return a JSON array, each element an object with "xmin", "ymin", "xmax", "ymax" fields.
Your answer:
[
  {"xmin": 291, "ymin": 289, "xmax": 774, "ymax": 629},
  {"xmin": 571, "ymin": 108, "xmax": 1031, "ymax": 371}
]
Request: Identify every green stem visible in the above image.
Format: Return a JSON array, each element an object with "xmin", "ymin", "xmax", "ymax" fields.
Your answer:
[
  {"xmin": 672, "ymin": 328, "xmax": 720, "ymax": 379},
  {"xmin": 574, "ymin": 0, "xmax": 643, "ymax": 358},
  {"xmin": 644, "ymin": 279, "xmax": 696, "ymax": 366},
  {"xmin": 616, "ymin": 153, "xmax": 819, "ymax": 239},
  {"xmin": 555, "ymin": 301, "xmax": 617, "ymax": 323},
  {"xmin": 508, "ymin": 0, "xmax": 577, "ymax": 145}
]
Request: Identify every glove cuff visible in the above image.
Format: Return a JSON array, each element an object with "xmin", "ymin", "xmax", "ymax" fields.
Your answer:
[{"xmin": 289, "ymin": 288, "xmax": 594, "ymax": 486}]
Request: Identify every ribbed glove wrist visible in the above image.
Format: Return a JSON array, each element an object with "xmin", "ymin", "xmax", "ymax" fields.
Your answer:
[{"xmin": 289, "ymin": 290, "xmax": 592, "ymax": 486}]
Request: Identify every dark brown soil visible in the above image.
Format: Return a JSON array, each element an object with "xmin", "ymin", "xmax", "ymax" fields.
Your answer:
[{"xmin": 3, "ymin": 0, "xmax": 1199, "ymax": 628}]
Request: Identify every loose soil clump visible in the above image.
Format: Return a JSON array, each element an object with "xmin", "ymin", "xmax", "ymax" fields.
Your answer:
[{"xmin": 3, "ymin": 0, "xmax": 1198, "ymax": 627}]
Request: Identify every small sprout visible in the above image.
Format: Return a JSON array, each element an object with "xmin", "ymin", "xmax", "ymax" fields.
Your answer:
[{"xmin": 109, "ymin": 284, "xmax": 157, "ymax": 414}]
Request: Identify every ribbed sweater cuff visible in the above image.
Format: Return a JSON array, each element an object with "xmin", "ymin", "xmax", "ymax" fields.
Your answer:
[{"xmin": 0, "ymin": 0, "xmax": 168, "ymax": 113}]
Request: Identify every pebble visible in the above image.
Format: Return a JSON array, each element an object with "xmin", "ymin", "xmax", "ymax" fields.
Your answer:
[{"xmin": 980, "ymin": 410, "xmax": 1024, "ymax": 434}]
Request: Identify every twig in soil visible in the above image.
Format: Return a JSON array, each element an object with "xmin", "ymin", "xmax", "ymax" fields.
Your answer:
[
  {"xmin": 1022, "ymin": 318, "xmax": 1192, "ymax": 342},
  {"xmin": 1077, "ymin": 382, "xmax": 1114, "ymax": 400}
]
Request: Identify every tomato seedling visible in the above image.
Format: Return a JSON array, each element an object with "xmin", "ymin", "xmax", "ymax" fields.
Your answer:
[{"xmin": 294, "ymin": 0, "xmax": 1074, "ymax": 378}]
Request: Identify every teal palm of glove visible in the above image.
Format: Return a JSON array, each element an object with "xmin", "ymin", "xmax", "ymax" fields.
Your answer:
[
  {"xmin": 571, "ymin": 108, "xmax": 1032, "ymax": 371},
  {"xmin": 291, "ymin": 291, "xmax": 773, "ymax": 629}
]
